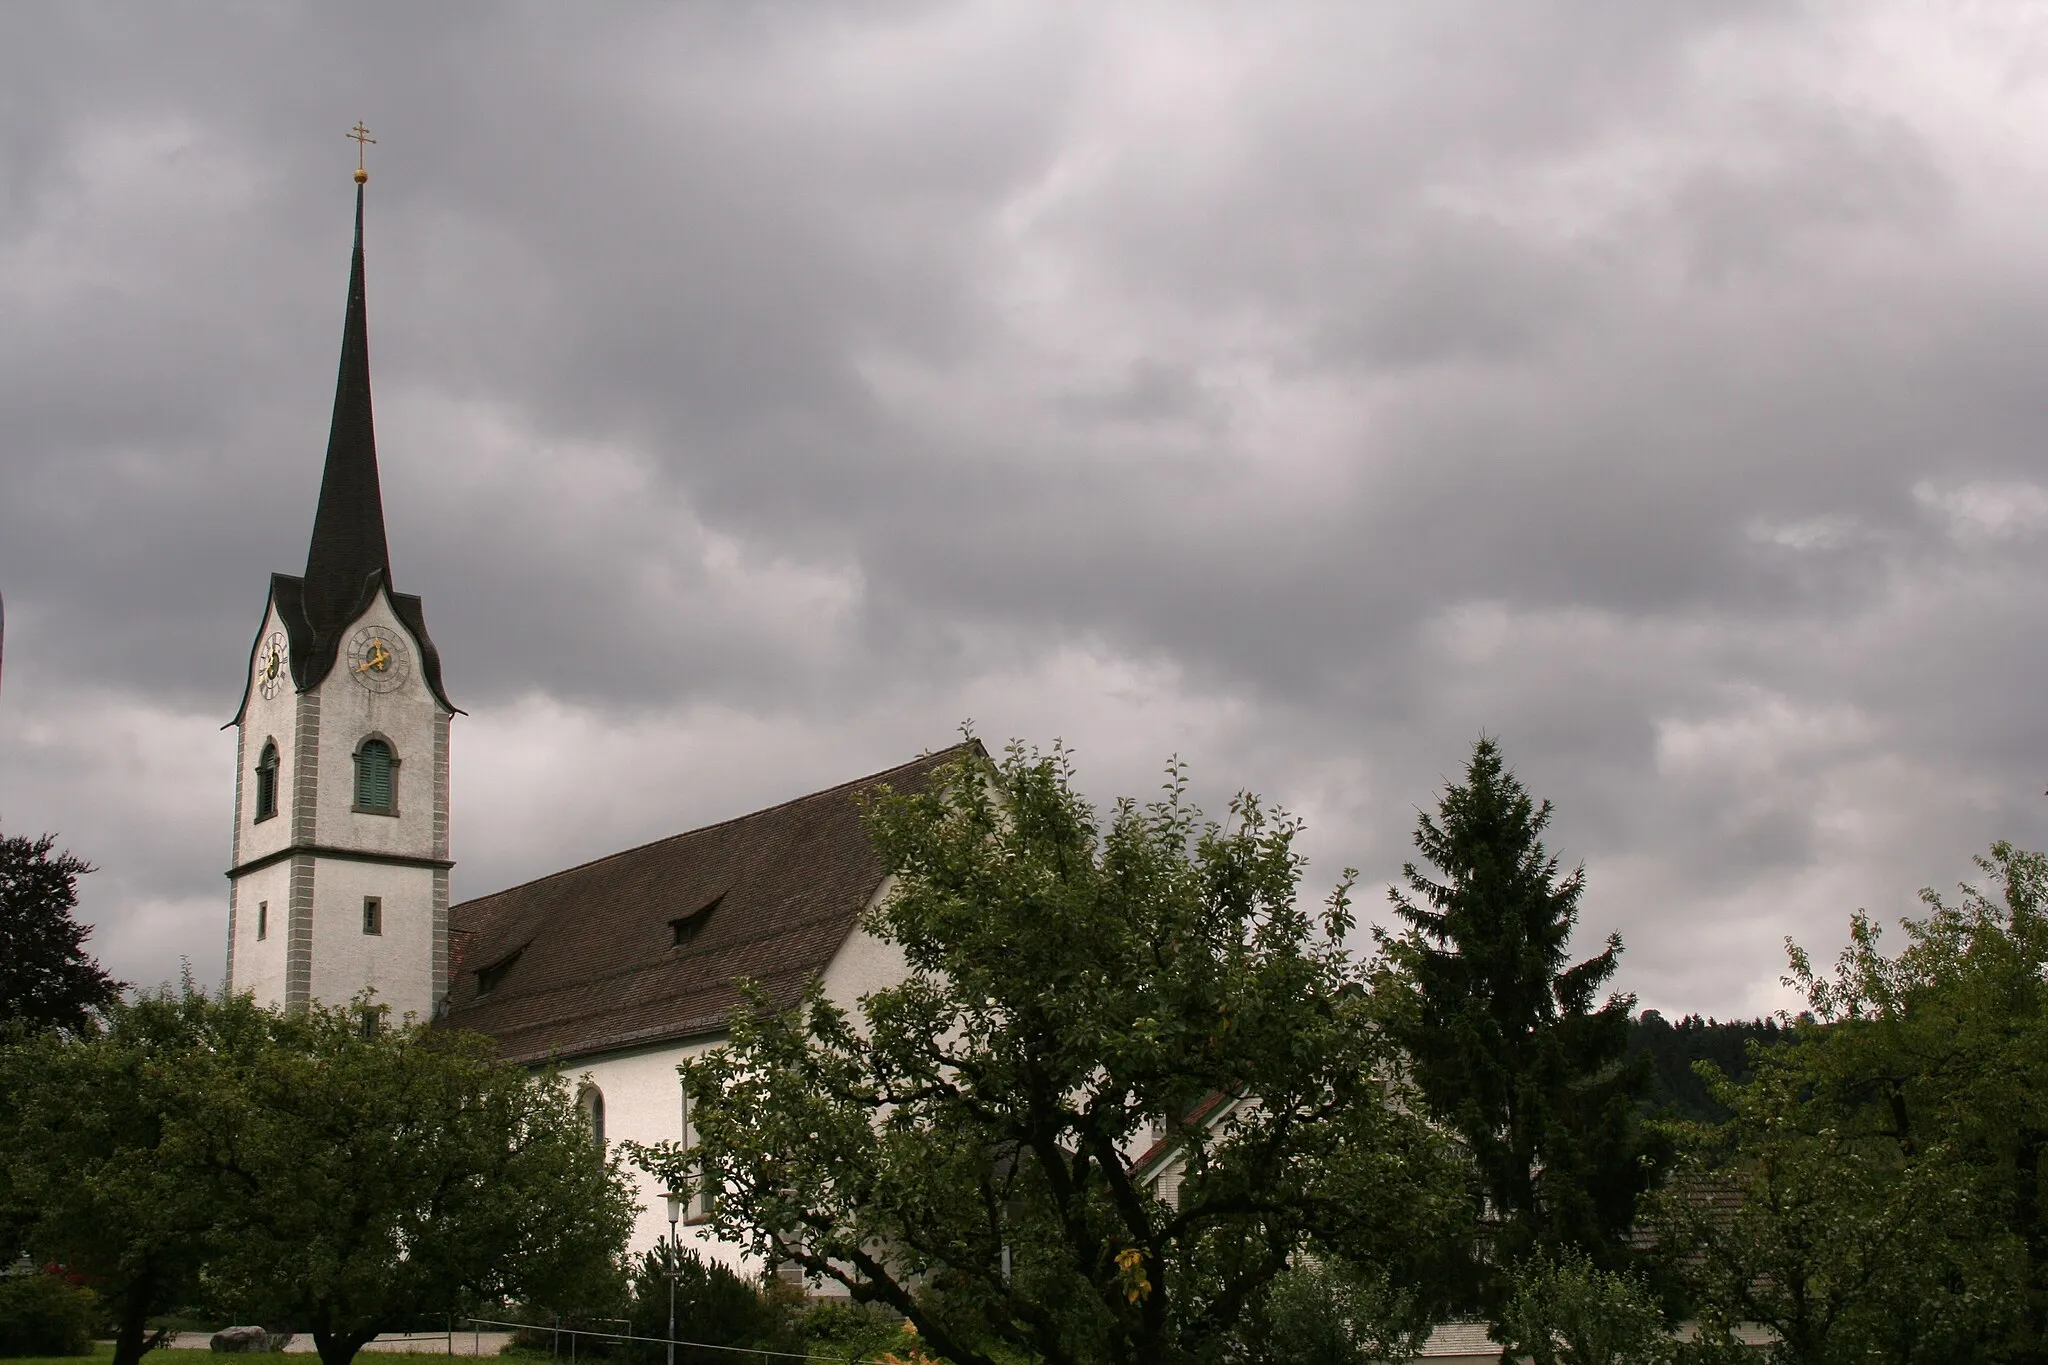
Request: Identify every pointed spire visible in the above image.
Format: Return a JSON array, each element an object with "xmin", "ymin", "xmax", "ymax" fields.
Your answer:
[{"xmin": 301, "ymin": 181, "xmax": 392, "ymax": 638}]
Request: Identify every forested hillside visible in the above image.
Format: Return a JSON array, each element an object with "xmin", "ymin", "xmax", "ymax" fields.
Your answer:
[{"xmin": 1626, "ymin": 1010, "xmax": 1788, "ymax": 1123}]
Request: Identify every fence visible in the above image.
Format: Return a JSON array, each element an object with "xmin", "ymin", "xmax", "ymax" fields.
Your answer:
[{"xmin": 462, "ymin": 1318, "xmax": 885, "ymax": 1365}]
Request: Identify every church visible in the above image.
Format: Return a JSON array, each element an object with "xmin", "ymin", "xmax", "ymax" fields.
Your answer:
[{"xmin": 222, "ymin": 167, "xmax": 950, "ymax": 1261}]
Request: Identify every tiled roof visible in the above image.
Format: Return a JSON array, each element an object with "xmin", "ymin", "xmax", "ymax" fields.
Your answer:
[{"xmin": 440, "ymin": 744, "xmax": 973, "ymax": 1064}]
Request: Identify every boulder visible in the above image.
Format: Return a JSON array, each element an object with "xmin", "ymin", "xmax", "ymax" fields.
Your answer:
[{"xmin": 211, "ymin": 1326, "xmax": 284, "ymax": 1353}]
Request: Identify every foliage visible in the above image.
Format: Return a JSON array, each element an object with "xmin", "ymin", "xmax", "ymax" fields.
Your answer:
[
  {"xmin": 629, "ymin": 739, "xmax": 1469, "ymax": 1365},
  {"xmin": 0, "ymin": 1273, "xmax": 100, "ymax": 1358},
  {"xmin": 0, "ymin": 830, "xmax": 121, "ymax": 1034},
  {"xmin": 1625, "ymin": 1013, "xmax": 1786, "ymax": 1126},
  {"xmin": 0, "ymin": 987, "xmax": 264, "ymax": 1365},
  {"xmin": 206, "ymin": 1000, "xmax": 638, "ymax": 1365},
  {"xmin": 794, "ymin": 1300, "xmax": 923, "ymax": 1365},
  {"xmin": 1497, "ymin": 1250, "xmax": 1671, "ymax": 1365},
  {"xmin": 1652, "ymin": 842, "xmax": 2048, "ymax": 1365},
  {"xmin": 1258, "ymin": 1256, "xmax": 1433, "ymax": 1365},
  {"xmin": 0, "ymin": 988, "xmax": 636, "ymax": 1365},
  {"xmin": 1375, "ymin": 738, "xmax": 1670, "ymax": 1305},
  {"xmin": 619, "ymin": 1245, "xmax": 793, "ymax": 1365}
]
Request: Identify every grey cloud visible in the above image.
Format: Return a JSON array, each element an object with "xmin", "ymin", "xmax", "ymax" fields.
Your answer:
[{"xmin": 3, "ymin": 2, "xmax": 2046, "ymax": 1012}]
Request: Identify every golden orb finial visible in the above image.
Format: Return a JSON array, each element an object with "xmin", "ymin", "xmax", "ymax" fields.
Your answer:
[{"xmin": 347, "ymin": 122, "xmax": 376, "ymax": 183}]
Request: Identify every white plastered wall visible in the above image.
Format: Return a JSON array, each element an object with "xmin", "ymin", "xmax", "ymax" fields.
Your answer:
[
  {"xmin": 566, "ymin": 1039, "xmax": 732, "ymax": 1265},
  {"xmin": 228, "ymin": 859, "xmax": 294, "ymax": 1005},
  {"xmin": 816, "ymin": 877, "xmax": 910, "ymax": 1019},
  {"xmin": 312, "ymin": 595, "xmax": 440, "ymax": 859},
  {"xmin": 308, "ymin": 860, "xmax": 441, "ymax": 1022},
  {"xmin": 228, "ymin": 590, "xmax": 450, "ymax": 1020},
  {"xmin": 228, "ymin": 601, "xmax": 307, "ymax": 1006},
  {"xmin": 303, "ymin": 594, "xmax": 446, "ymax": 1020}
]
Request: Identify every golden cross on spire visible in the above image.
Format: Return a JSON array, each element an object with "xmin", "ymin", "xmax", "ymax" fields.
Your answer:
[{"xmin": 347, "ymin": 121, "xmax": 376, "ymax": 183}]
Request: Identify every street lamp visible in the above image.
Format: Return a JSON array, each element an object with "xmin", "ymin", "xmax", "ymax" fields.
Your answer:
[{"xmin": 664, "ymin": 1191, "xmax": 684, "ymax": 1365}]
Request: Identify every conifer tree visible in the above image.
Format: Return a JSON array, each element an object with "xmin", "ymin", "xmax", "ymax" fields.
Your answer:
[
  {"xmin": 1376, "ymin": 738, "xmax": 1665, "ymax": 1306},
  {"xmin": 0, "ymin": 829, "xmax": 121, "ymax": 1033}
]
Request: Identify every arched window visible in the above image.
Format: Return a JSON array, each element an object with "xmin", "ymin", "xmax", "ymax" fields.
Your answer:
[
  {"xmin": 578, "ymin": 1084, "xmax": 606, "ymax": 1152},
  {"xmin": 255, "ymin": 741, "xmax": 279, "ymax": 822},
  {"xmin": 354, "ymin": 738, "xmax": 397, "ymax": 814}
]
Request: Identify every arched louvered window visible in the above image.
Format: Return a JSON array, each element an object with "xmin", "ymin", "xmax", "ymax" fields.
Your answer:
[
  {"xmin": 254, "ymin": 741, "xmax": 280, "ymax": 822},
  {"xmin": 354, "ymin": 738, "xmax": 397, "ymax": 814}
]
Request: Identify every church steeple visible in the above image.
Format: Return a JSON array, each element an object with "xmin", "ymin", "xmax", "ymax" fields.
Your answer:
[
  {"xmin": 226, "ymin": 136, "xmax": 456, "ymax": 1020},
  {"xmin": 300, "ymin": 182, "xmax": 391, "ymax": 641},
  {"xmin": 227, "ymin": 156, "xmax": 454, "ymax": 722}
]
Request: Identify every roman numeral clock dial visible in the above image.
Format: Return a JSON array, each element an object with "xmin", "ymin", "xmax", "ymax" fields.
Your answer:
[{"xmin": 347, "ymin": 625, "xmax": 410, "ymax": 693}]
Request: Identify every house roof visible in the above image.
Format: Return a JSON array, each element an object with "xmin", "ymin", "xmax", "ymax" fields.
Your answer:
[{"xmin": 440, "ymin": 743, "xmax": 975, "ymax": 1064}]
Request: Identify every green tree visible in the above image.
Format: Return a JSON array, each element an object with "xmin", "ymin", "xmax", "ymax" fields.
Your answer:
[
  {"xmin": 1375, "ymin": 738, "xmax": 1668, "ymax": 1305},
  {"xmin": 630, "ymin": 740, "xmax": 1468, "ymax": 1365},
  {"xmin": 209, "ymin": 1001, "xmax": 638, "ymax": 1365},
  {"xmin": 0, "ymin": 829, "xmax": 121, "ymax": 1032},
  {"xmin": 1260, "ymin": 1256, "xmax": 1434, "ymax": 1365},
  {"xmin": 0, "ymin": 989, "xmax": 637, "ymax": 1365},
  {"xmin": 1497, "ymin": 1250, "xmax": 1671, "ymax": 1365},
  {"xmin": 0, "ymin": 987, "xmax": 265, "ymax": 1365},
  {"xmin": 1654, "ymin": 842, "xmax": 2048, "ymax": 1365}
]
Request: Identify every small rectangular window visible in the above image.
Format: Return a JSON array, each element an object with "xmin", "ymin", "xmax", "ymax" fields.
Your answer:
[
  {"xmin": 257, "ymin": 901, "xmax": 268, "ymax": 941},
  {"xmin": 354, "ymin": 741, "xmax": 397, "ymax": 815},
  {"xmin": 254, "ymin": 750, "xmax": 278, "ymax": 822},
  {"xmin": 679, "ymin": 1088, "xmax": 716, "ymax": 1222},
  {"xmin": 362, "ymin": 897, "xmax": 382, "ymax": 936}
]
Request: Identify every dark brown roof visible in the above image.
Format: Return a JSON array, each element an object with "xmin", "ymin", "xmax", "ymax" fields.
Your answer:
[{"xmin": 439, "ymin": 743, "xmax": 974, "ymax": 1063}]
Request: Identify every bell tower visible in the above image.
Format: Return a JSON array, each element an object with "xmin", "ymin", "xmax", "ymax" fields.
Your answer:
[{"xmin": 225, "ymin": 150, "xmax": 457, "ymax": 1021}]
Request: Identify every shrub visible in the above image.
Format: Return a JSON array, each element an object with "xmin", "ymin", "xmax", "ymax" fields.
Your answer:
[
  {"xmin": 621, "ymin": 1244, "xmax": 792, "ymax": 1365},
  {"xmin": 795, "ymin": 1300, "xmax": 918, "ymax": 1365},
  {"xmin": 0, "ymin": 1271, "xmax": 99, "ymax": 1358}
]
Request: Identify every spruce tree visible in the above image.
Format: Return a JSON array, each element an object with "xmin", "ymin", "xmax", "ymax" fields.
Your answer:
[
  {"xmin": 0, "ymin": 829, "xmax": 121, "ymax": 1032},
  {"xmin": 1377, "ymin": 738, "xmax": 1666, "ymax": 1304}
]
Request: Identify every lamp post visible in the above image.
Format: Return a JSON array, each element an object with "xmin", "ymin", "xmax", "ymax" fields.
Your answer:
[{"xmin": 664, "ymin": 1191, "xmax": 684, "ymax": 1365}]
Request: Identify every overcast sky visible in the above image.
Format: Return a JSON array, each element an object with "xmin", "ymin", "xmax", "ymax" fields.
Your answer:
[{"xmin": 3, "ymin": 3, "xmax": 2045, "ymax": 1018}]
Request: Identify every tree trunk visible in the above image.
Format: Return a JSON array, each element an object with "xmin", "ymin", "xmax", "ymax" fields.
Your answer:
[
  {"xmin": 313, "ymin": 1327, "xmax": 377, "ymax": 1365},
  {"xmin": 108, "ymin": 1280, "xmax": 156, "ymax": 1365},
  {"xmin": 2011, "ymin": 1128, "xmax": 2048, "ymax": 1365}
]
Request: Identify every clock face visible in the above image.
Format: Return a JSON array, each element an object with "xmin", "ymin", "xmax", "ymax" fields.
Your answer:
[
  {"xmin": 256, "ymin": 632, "xmax": 288, "ymax": 700},
  {"xmin": 346, "ymin": 625, "xmax": 410, "ymax": 694}
]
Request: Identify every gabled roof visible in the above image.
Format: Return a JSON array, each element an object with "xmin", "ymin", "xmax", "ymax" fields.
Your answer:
[{"xmin": 440, "ymin": 743, "xmax": 977, "ymax": 1064}]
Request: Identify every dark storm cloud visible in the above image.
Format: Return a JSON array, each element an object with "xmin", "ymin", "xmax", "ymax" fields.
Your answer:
[{"xmin": 2, "ymin": 2, "xmax": 2045, "ymax": 1014}]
